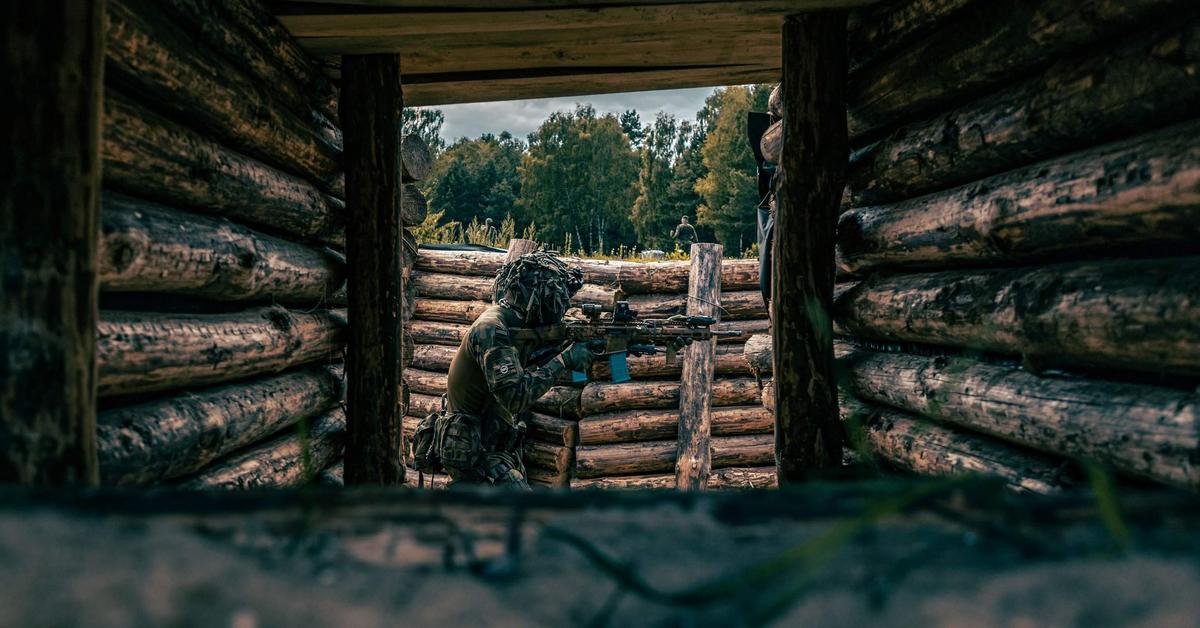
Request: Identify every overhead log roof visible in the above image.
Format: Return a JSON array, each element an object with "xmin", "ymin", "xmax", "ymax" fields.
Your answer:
[{"xmin": 269, "ymin": 1, "xmax": 876, "ymax": 105}]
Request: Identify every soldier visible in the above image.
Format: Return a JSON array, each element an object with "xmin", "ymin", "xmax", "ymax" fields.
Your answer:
[
  {"xmin": 436, "ymin": 251, "xmax": 595, "ymax": 489},
  {"xmin": 482, "ymin": 217, "xmax": 499, "ymax": 243},
  {"xmin": 671, "ymin": 215, "xmax": 697, "ymax": 252}
]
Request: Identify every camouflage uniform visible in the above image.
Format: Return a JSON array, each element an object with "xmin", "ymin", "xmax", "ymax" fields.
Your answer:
[
  {"xmin": 672, "ymin": 218, "xmax": 697, "ymax": 251},
  {"xmin": 442, "ymin": 252, "xmax": 584, "ymax": 488}
]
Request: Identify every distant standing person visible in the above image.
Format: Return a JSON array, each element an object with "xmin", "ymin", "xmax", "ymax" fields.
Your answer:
[
  {"xmin": 483, "ymin": 217, "xmax": 499, "ymax": 243},
  {"xmin": 672, "ymin": 216, "xmax": 697, "ymax": 252}
]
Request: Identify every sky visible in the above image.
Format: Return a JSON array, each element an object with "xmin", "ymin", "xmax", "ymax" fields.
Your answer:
[{"xmin": 433, "ymin": 86, "xmax": 717, "ymax": 142}]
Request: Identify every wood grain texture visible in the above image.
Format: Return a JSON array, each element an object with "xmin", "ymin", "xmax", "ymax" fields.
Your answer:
[
  {"xmin": 97, "ymin": 307, "xmax": 346, "ymax": 397},
  {"xmin": 841, "ymin": 119, "xmax": 1200, "ymax": 272},
  {"xmin": 569, "ymin": 466, "xmax": 777, "ymax": 490},
  {"xmin": 0, "ymin": 0, "xmax": 103, "ymax": 485},
  {"xmin": 180, "ymin": 406, "xmax": 346, "ymax": 489},
  {"xmin": 849, "ymin": 20, "xmax": 1200, "ymax": 206},
  {"xmin": 102, "ymin": 90, "xmax": 343, "ymax": 241},
  {"xmin": 676, "ymin": 243, "xmax": 722, "ymax": 490},
  {"xmin": 773, "ymin": 13, "xmax": 848, "ymax": 483},
  {"xmin": 575, "ymin": 434, "xmax": 773, "ymax": 478},
  {"xmin": 835, "ymin": 256, "xmax": 1200, "ymax": 376},
  {"xmin": 98, "ymin": 365, "xmax": 344, "ymax": 485},
  {"xmin": 844, "ymin": 349, "xmax": 1200, "ymax": 489},
  {"xmin": 842, "ymin": 396, "xmax": 1069, "ymax": 495},
  {"xmin": 99, "ymin": 193, "xmax": 345, "ymax": 303},
  {"xmin": 341, "ymin": 54, "xmax": 406, "ymax": 485},
  {"xmin": 579, "ymin": 405, "xmax": 772, "ymax": 445}
]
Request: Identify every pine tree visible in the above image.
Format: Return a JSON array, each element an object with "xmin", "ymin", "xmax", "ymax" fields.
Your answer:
[{"xmin": 631, "ymin": 113, "xmax": 679, "ymax": 250}]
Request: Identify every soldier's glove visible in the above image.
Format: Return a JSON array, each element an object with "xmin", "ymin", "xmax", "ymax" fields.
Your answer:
[
  {"xmin": 668, "ymin": 336, "xmax": 694, "ymax": 352},
  {"xmin": 559, "ymin": 341, "xmax": 598, "ymax": 372}
]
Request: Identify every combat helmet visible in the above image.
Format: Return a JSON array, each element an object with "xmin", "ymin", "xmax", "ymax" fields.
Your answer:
[{"xmin": 493, "ymin": 250, "xmax": 583, "ymax": 325}]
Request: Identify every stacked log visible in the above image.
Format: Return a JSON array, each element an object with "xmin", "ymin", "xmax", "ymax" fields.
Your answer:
[{"xmin": 405, "ymin": 248, "xmax": 775, "ymax": 489}]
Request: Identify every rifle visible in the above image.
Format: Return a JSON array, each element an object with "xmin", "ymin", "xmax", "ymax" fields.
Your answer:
[{"xmin": 512, "ymin": 301, "xmax": 743, "ymax": 384}]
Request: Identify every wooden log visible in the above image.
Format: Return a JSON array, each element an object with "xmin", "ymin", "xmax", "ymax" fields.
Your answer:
[
  {"xmin": 410, "ymin": 271, "xmax": 615, "ymax": 305},
  {"xmin": 528, "ymin": 413, "xmax": 578, "ymax": 448},
  {"xmin": 180, "ymin": 407, "xmax": 346, "ymax": 489},
  {"xmin": 842, "ymin": 396, "xmax": 1068, "ymax": 495},
  {"xmin": 676, "ymin": 243, "xmax": 722, "ymax": 490},
  {"xmin": 412, "ymin": 299, "xmax": 492, "ymax": 324},
  {"xmin": 840, "ymin": 119, "xmax": 1200, "ymax": 273},
  {"xmin": 503, "ymin": 237, "xmax": 541, "ymax": 262},
  {"xmin": 525, "ymin": 464, "xmax": 570, "ymax": 489},
  {"xmin": 97, "ymin": 307, "xmax": 346, "ymax": 397},
  {"xmin": 707, "ymin": 466, "xmax": 778, "ymax": 490},
  {"xmin": 719, "ymin": 318, "xmax": 769, "ymax": 343},
  {"xmin": 524, "ymin": 440, "xmax": 573, "ymax": 477},
  {"xmin": 103, "ymin": 90, "xmax": 342, "ymax": 241},
  {"xmin": 97, "ymin": 365, "xmax": 344, "ymax": 485},
  {"xmin": 835, "ymin": 256, "xmax": 1200, "ymax": 376},
  {"xmin": 579, "ymin": 377, "xmax": 762, "ymax": 415},
  {"xmin": 572, "ymin": 465, "xmax": 778, "ymax": 490},
  {"xmin": 767, "ymin": 83, "xmax": 783, "ymax": 118},
  {"xmin": 106, "ymin": 0, "xmax": 343, "ymax": 195},
  {"xmin": 0, "ymin": 0, "xmax": 103, "ymax": 485},
  {"xmin": 626, "ymin": 290, "xmax": 765, "ymax": 321},
  {"xmin": 409, "ymin": 320, "xmax": 469, "ymax": 347},
  {"xmin": 98, "ymin": 193, "xmax": 345, "ymax": 303},
  {"xmin": 849, "ymin": 21, "xmax": 1200, "ymax": 206},
  {"xmin": 847, "ymin": 0, "xmax": 1186, "ymax": 141},
  {"xmin": 318, "ymin": 459, "xmax": 344, "ymax": 487},
  {"xmin": 591, "ymin": 343, "xmax": 753, "ymax": 379},
  {"xmin": 760, "ymin": 118, "xmax": 782, "ymax": 165},
  {"xmin": 407, "ymin": 392, "xmax": 443, "ymax": 418},
  {"xmin": 400, "ymin": 184, "xmax": 429, "ymax": 225},
  {"xmin": 775, "ymin": 13, "xmax": 847, "ymax": 483},
  {"xmin": 575, "ymin": 434, "xmax": 774, "ymax": 478},
  {"xmin": 410, "ymin": 344, "xmax": 457, "ymax": 373},
  {"xmin": 404, "ymin": 368, "xmax": 447, "ymax": 396},
  {"xmin": 743, "ymin": 333, "xmax": 772, "ymax": 375},
  {"xmin": 413, "ymin": 249, "xmax": 761, "ymax": 294},
  {"xmin": 762, "ymin": 381, "xmax": 775, "ymax": 413},
  {"xmin": 342, "ymin": 54, "xmax": 406, "ymax": 486},
  {"xmin": 571, "ymin": 473, "xmax": 674, "ymax": 490},
  {"xmin": 579, "ymin": 406, "xmax": 773, "ymax": 445},
  {"xmin": 844, "ymin": 349, "xmax": 1200, "ymax": 489},
  {"xmin": 846, "ymin": 0, "xmax": 975, "ymax": 73},
  {"xmin": 533, "ymin": 386, "xmax": 584, "ymax": 420},
  {"xmin": 215, "ymin": 0, "xmax": 340, "ymax": 123}
]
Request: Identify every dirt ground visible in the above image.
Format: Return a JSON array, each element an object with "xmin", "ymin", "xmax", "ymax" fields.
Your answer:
[{"xmin": 1, "ymin": 482, "xmax": 1197, "ymax": 627}]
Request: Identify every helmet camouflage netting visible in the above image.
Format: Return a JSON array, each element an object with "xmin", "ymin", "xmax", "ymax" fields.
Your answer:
[{"xmin": 493, "ymin": 251, "xmax": 584, "ymax": 325}]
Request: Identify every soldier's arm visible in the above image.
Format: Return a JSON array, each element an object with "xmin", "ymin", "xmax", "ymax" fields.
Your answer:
[{"xmin": 477, "ymin": 327, "xmax": 565, "ymax": 425}]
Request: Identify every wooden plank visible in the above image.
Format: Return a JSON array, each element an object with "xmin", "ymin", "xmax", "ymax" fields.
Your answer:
[
  {"xmin": 773, "ymin": 13, "xmax": 848, "ymax": 483},
  {"xmin": 341, "ymin": 54, "xmax": 406, "ymax": 485},
  {"xmin": 676, "ymin": 243, "xmax": 722, "ymax": 490},
  {"xmin": 0, "ymin": 0, "xmax": 103, "ymax": 485}
]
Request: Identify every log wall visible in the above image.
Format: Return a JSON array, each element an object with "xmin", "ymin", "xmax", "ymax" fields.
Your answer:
[
  {"xmin": 92, "ymin": 2, "xmax": 429, "ymax": 489},
  {"xmin": 404, "ymin": 248, "xmax": 775, "ymax": 490},
  {"xmin": 753, "ymin": 0, "xmax": 1200, "ymax": 491}
]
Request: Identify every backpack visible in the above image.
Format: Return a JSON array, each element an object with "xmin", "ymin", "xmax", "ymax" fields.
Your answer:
[{"xmin": 411, "ymin": 410, "xmax": 482, "ymax": 475}]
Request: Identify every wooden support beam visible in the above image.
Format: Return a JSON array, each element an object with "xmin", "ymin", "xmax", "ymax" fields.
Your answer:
[
  {"xmin": 0, "ymin": 0, "xmax": 104, "ymax": 484},
  {"xmin": 503, "ymin": 238, "xmax": 541, "ymax": 263},
  {"xmin": 341, "ymin": 54, "xmax": 406, "ymax": 485},
  {"xmin": 676, "ymin": 243, "xmax": 722, "ymax": 490},
  {"xmin": 773, "ymin": 13, "xmax": 848, "ymax": 484}
]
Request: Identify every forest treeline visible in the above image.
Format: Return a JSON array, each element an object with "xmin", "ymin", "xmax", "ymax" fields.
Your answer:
[{"xmin": 404, "ymin": 85, "xmax": 772, "ymax": 255}]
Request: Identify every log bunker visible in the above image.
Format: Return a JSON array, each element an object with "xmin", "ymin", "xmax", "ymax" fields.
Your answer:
[{"xmin": 4, "ymin": 0, "xmax": 1197, "ymax": 493}]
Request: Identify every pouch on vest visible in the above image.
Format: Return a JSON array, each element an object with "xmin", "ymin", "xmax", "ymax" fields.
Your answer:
[{"xmin": 436, "ymin": 412, "xmax": 482, "ymax": 471}]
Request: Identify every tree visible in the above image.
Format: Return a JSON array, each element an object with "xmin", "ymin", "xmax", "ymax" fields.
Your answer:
[
  {"xmin": 424, "ymin": 131, "xmax": 525, "ymax": 228},
  {"xmin": 693, "ymin": 85, "xmax": 772, "ymax": 252},
  {"xmin": 519, "ymin": 105, "xmax": 639, "ymax": 254},
  {"xmin": 630, "ymin": 112, "xmax": 679, "ymax": 250},
  {"xmin": 403, "ymin": 108, "xmax": 446, "ymax": 159},
  {"xmin": 619, "ymin": 109, "xmax": 645, "ymax": 149},
  {"xmin": 665, "ymin": 119, "xmax": 710, "ymax": 243}
]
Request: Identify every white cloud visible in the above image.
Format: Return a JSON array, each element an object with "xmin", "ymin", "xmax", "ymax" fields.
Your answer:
[{"xmin": 431, "ymin": 87, "xmax": 718, "ymax": 142}]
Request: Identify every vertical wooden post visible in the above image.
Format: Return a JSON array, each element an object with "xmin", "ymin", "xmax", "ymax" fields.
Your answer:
[
  {"xmin": 773, "ymin": 13, "xmax": 848, "ymax": 484},
  {"xmin": 0, "ymin": 1, "xmax": 105, "ymax": 484},
  {"xmin": 503, "ymin": 238, "xmax": 540, "ymax": 264},
  {"xmin": 675, "ymin": 243, "xmax": 722, "ymax": 490},
  {"xmin": 341, "ymin": 54, "xmax": 405, "ymax": 485}
]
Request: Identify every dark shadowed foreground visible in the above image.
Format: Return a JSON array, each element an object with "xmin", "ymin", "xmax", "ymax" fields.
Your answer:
[{"xmin": 1, "ymin": 481, "xmax": 1198, "ymax": 627}]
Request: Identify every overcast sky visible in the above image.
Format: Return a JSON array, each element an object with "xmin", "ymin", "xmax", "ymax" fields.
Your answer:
[{"xmin": 433, "ymin": 86, "xmax": 717, "ymax": 143}]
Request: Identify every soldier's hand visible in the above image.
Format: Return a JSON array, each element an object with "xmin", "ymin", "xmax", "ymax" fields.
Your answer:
[{"xmin": 559, "ymin": 341, "xmax": 597, "ymax": 372}]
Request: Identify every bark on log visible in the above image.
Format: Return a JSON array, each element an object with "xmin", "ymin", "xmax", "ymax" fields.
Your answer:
[
  {"xmin": 579, "ymin": 406, "xmax": 772, "ymax": 446},
  {"xmin": 412, "ymin": 299, "xmax": 492, "ymax": 324},
  {"xmin": 0, "ymin": 0, "xmax": 103, "ymax": 484},
  {"xmin": 106, "ymin": 0, "xmax": 343, "ymax": 195},
  {"xmin": 775, "ymin": 13, "xmax": 847, "ymax": 482},
  {"xmin": 571, "ymin": 473, "xmax": 674, "ymax": 490},
  {"xmin": 103, "ymin": 90, "xmax": 342, "ymax": 241},
  {"xmin": 503, "ymin": 238, "xmax": 541, "ymax": 263},
  {"xmin": 403, "ymin": 369, "xmax": 447, "ymax": 397},
  {"xmin": 846, "ymin": 0, "xmax": 975, "ymax": 73},
  {"xmin": 579, "ymin": 378, "xmax": 762, "ymax": 416},
  {"xmin": 844, "ymin": 349, "xmax": 1200, "ymax": 489},
  {"xmin": 626, "ymin": 290, "xmax": 765, "ymax": 321},
  {"xmin": 760, "ymin": 119, "xmax": 782, "ymax": 165},
  {"xmin": 533, "ymin": 386, "xmax": 584, "ymax": 420},
  {"xmin": 409, "ymin": 320, "xmax": 468, "ymax": 347},
  {"xmin": 842, "ymin": 396, "xmax": 1068, "ymax": 495},
  {"xmin": 575, "ymin": 434, "xmax": 774, "ymax": 478},
  {"xmin": 767, "ymin": 84, "xmax": 783, "ymax": 119},
  {"xmin": 591, "ymin": 343, "xmax": 753, "ymax": 379},
  {"xmin": 99, "ymin": 193, "xmax": 345, "ymax": 303},
  {"xmin": 528, "ymin": 413, "xmax": 578, "ymax": 448},
  {"xmin": 676, "ymin": 243, "xmax": 722, "ymax": 490},
  {"xmin": 342, "ymin": 54, "xmax": 406, "ymax": 485},
  {"xmin": 834, "ymin": 257, "xmax": 1200, "ymax": 376},
  {"xmin": 573, "ymin": 466, "xmax": 778, "ymax": 490},
  {"xmin": 180, "ymin": 407, "xmax": 346, "ymax": 489},
  {"xmin": 318, "ymin": 459, "xmax": 344, "ymax": 486},
  {"xmin": 743, "ymin": 334, "xmax": 772, "ymax": 375},
  {"xmin": 97, "ymin": 307, "xmax": 346, "ymax": 397},
  {"xmin": 525, "ymin": 464, "xmax": 570, "ymax": 489},
  {"xmin": 840, "ymin": 119, "xmax": 1200, "ymax": 272},
  {"xmin": 98, "ymin": 365, "xmax": 344, "ymax": 485},
  {"xmin": 215, "ymin": 0, "xmax": 341, "ymax": 123},
  {"xmin": 410, "ymin": 271, "xmax": 614, "ymax": 305},
  {"xmin": 401, "ymin": 135, "xmax": 434, "ymax": 182},
  {"xmin": 849, "ymin": 21, "xmax": 1200, "ymax": 206},
  {"xmin": 847, "ymin": 0, "xmax": 1186, "ymax": 141},
  {"xmin": 400, "ymin": 184, "xmax": 429, "ymax": 225},
  {"xmin": 524, "ymin": 441, "xmax": 573, "ymax": 477},
  {"xmin": 413, "ymin": 249, "xmax": 761, "ymax": 294},
  {"xmin": 411, "ymin": 344, "xmax": 458, "ymax": 373},
  {"xmin": 407, "ymin": 393, "xmax": 442, "ymax": 419}
]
